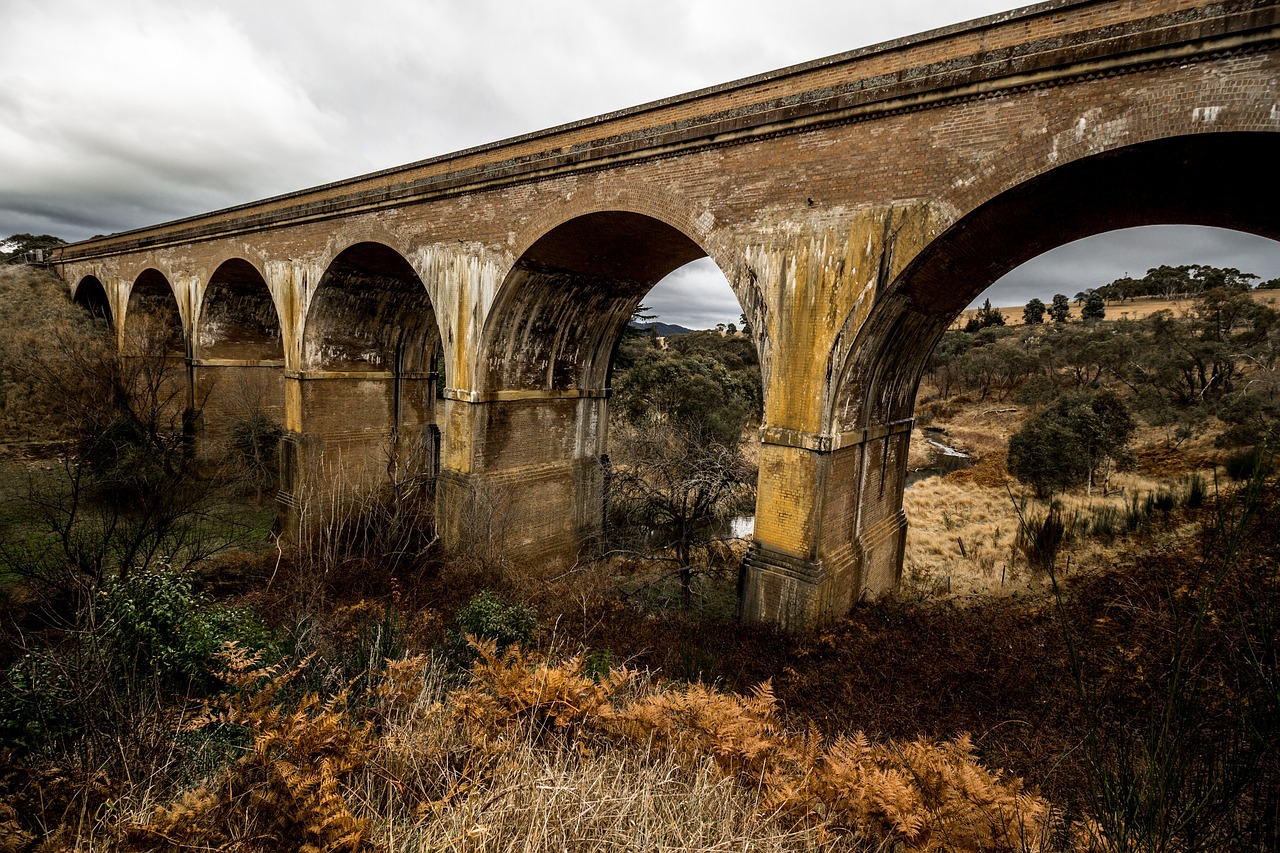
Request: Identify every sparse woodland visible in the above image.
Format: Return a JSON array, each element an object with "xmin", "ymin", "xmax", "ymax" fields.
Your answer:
[{"xmin": 0, "ymin": 262, "xmax": 1277, "ymax": 851}]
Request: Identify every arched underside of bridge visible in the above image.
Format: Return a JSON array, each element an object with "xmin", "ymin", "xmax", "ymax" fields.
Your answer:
[
  {"xmin": 72, "ymin": 275, "xmax": 112, "ymax": 326},
  {"xmin": 125, "ymin": 269, "xmax": 184, "ymax": 357},
  {"xmin": 193, "ymin": 259, "xmax": 285, "ymax": 464},
  {"xmin": 439, "ymin": 211, "xmax": 724, "ymax": 558},
  {"xmin": 114, "ymin": 268, "xmax": 193, "ymax": 445},
  {"xmin": 737, "ymin": 131, "xmax": 1280, "ymax": 626},
  {"xmin": 838, "ymin": 132, "xmax": 1278, "ymax": 435},
  {"xmin": 280, "ymin": 242, "xmax": 441, "ymax": 520}
]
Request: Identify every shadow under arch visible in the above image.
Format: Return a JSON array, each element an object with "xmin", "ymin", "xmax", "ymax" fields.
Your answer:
[
  {"xmin": 197, "ymin": 259, "xmax": 283, "ymax": 362},
  {"xmin": 192, "ymin": 259, "xmax": 286, "ymax": 468},
  {"xmin": 450, "ymin": 209, "xmax": 758, "ymax": 563},
  {"xmin": 72, "ymin": 275, "xmax": 113, "ymax": 326},
  {"xmin": 813, "ymin": 131, "xmax": 1278, "ymax": 608},
  {"xmin": 125, "ymin": 268, "xmax": 184, "ymax": 357},
  {"xmin": 281, "ymin": 242, "xmax": 443, "ymax": 530},
  {"xmin": 480, "ymin": 211, "xmax": 708, "ymax": 393},
  {"xmin": 303, "ymin": 242, "xmax": 440, "ymax": 375}
]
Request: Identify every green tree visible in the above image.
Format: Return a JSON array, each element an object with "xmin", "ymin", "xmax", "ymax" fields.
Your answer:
[
  {"xmin": 1082, "ymin": 292, "xmax": 1106, "ymax": 321},
  {"xmin": 963, "ymin": 298, "xmax": 1006, "ymax": 333},
  {"xmin": 1008, "ymin": 389, "xmax": 1135, "ymax": 497},
  {"xmin": 1052, "ymin": 389, "xmax": 1135, "ymax": 492},
  {"xmin": 1048, "ymin": 293, "xmax": 1072, "ymax": 324},
  {"xmin": 1008, "ymin": 415, "xmax": 1090, "ymax": 499},
  {"xmin": 1023, "ymin": 298, "xmax": 1046, "ymax": 325},
  {"xmin": 613, "ymin": 348, "xmax": 753, "ymax": 446},
  {"xmin": 1, "ymin": 233, "xmax": 66, "ymax": 264},
  {"xmin": 609, "ymin": 341, "xmax": 760, "ymax": 608}
]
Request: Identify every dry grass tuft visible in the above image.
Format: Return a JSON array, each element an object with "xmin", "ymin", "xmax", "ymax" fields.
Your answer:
[
  {"xmin": 112, "ymin": 639, "xmax": 1060, "ymax": 852},
  {"xmin": 127, "ymin": 645, "xmax": 373, "ymax": 852}
]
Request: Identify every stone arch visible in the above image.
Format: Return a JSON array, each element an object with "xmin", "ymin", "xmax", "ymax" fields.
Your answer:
[
  {"xmin": 72, "ymin": 275, "xmax": 113, "ymax": 326},
  {"xmin": 786, "ymin": 130, "xmax": 1280, "ymax": 606},
  {"xmin": 196, "ymin": 258, "xmax": 283, "ymax": 361},
  {"xmin": 831, "ymin": 131, "xmax": 1279, "ymax": 435},
  {"xmin": 283, "ymin": 241, "xmax": 443, "ymax": 507},
  {"xmin": 481, "ymin": 210, "xmax": 712, "ymax": 393},
  {"xmin": 445, "ymin": 206, "xmax": 758, "ymax": 562},
  {"xmin": 303, "ymin": 241, "xmax": 439, "ymax": 374},
  {"xmin": 125, "ymin": 268, "xmax": 184, "ymax": 357},
  {"xmin": 192, "ymin": 259, "xmax": 286, "ymax": 465},
  {"xmin": 308, "ymin": 222, "xmax": 416, "ymax": 305}
]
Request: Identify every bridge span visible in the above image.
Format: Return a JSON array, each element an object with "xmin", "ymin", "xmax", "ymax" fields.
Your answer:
[{"xmin": 50, "ymin": 0, "xmax": 1279, "ymax": 626}]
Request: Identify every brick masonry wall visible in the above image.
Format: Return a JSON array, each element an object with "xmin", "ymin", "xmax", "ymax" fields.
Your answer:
[{"xmin": 48, "ymin": 0, "xmax": 1279, "ymax": 623}]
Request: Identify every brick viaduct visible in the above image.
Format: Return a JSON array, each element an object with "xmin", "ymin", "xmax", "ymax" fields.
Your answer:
[{"xmin": 49, "ymin": 0, "xmax": 1279, "ymax": 627}]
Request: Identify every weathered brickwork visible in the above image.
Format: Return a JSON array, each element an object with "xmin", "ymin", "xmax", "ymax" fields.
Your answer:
[{"xmin": 50, "ymin": 0, "xmax": 1279, "ymax": 627}]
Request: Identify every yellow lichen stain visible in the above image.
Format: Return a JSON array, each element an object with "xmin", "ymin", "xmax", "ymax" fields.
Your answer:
[
  {"xmin": 744, "ymin": 201, "xmax": 940, "ymax": 435},
  {"xmin": 283, "ymin": 375, "xmax": 304, "ymax": 434},
  {"xmin": 753, "ymin": 443, "xmax": 822, "ymax": 559},
  {"xmin": 264, "ymin": 259, "xmax": 302, "ymax": 368},
  {"xmin": 442, "ymin": 398, "xmax": 477, "ymax": 475},
  {"xmin": 412, "ymin": 243, "xmax": 506, "ymax": 395}
]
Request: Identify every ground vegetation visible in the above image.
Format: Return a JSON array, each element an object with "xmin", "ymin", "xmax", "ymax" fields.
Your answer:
[{"xmin": 0, "ymin": 265, "xmax": 1275, "ymax": 851}]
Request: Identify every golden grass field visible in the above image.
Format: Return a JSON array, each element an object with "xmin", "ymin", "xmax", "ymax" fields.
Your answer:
[
  {"xmin": 955, "ymin": 290, "xmax": 1280, "ymax": 328},
  {"xmin": 902, "ymin": 375, "xmax": 1223, "ymax": 603}
]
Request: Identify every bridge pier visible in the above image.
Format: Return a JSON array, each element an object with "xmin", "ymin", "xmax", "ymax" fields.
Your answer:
[
  {"xmin": 437, "ymin": 390, "xmax": 608, "ymax": 562},
  {"xmin": 277, "ymin": 370, "xmax": 438, "ymax": 532},
  {"xmin": 190, "ymin": 360, "xmax": 286, "ymax": 466},
  {"xmin": 742, "ymin": 419, "xmax": 912, "ymax": 628}
]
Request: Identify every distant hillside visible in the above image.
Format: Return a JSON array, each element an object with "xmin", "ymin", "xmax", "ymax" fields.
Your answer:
[
  {"xmin": 955, "ymin": 290, "xmax": 1280, "ymax": 328},
  {"xmin": 630, "ymin": 321, "xmax": 693, "ymax": 337}
]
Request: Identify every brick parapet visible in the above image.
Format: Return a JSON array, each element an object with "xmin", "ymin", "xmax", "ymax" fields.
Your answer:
[{"xmin": 50, "ymin": 0, "xmax": 1277, "ymax": 262}]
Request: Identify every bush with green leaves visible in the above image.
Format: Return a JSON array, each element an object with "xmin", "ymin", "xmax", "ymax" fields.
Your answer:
[
  {"xmin": 101, "ymin": 567, "xmax": 272, "ymax": 689},
  {"xmin": 1007, "ymin": 414, "xmax": 1091, "ymax": 499},
  {"xmin": 446, "ymin": 590, "xmax": 537, "ymax": 665},
  {"xmin": 1224, "ymin": 446, "xmax": 1276, "ymax": 482},
  {"xmin": 456, "ymin": 589, "xmax": 536, "ymax": 649},
  {"xmin": 1008, "ymin": 389, "xmax": 1135, "ymax": 498},
  {"xmin": 0, "ymin": 567, "xmax": 273, "ymax": 753}
]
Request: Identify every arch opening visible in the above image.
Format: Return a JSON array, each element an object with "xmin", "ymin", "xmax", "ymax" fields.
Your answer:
[
  {"xmin": 193, "ymin": 259, "xmax": 286, "ymax": 470},
  {"xmin": 291, "ymin": 242, "xmax": 442, "ymax": 495},
  {"xmin": 462, "ymin": 210, "xmax": 762, "ymax": 569},
  {"xmin": 482, "ymin": 211, "xmax": 707, "ymax": 393},
  {"xmin": 772, "ymin": 131, "xmax": 1280, "ymax": 609},
  {"xmin": 834, "ymin": 132, "xmax": 1280, "ymax": 436},
  {"xmin": 73, "ymin": 275, "xmax": 112, "ymax": 327},
  {"xmin": 304, "ymin": 242, "xmax": 438, "ymax": 375},
  {"xmin": 125, "ymin": 269, "xmax": 184, "ymax": 357},
  {"xmin": 197, "ymin": 259, "xmax": 283, "ymax": 362}
]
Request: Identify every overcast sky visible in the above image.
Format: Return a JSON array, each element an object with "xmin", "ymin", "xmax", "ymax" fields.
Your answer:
[{"xmin": 3, "ymin": 0, "xmax": 1276, "ymax": 328}]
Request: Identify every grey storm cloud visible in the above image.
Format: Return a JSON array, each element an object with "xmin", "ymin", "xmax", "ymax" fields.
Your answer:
[{"xmin": 2, "ymin": 0, "xmax": 1276, "ymax": 329}]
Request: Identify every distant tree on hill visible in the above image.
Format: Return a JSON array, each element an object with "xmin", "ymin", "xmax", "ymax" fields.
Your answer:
[
  {"xmin": 963, "ymin": 298, "xmax": 1006, "ymax": 333},
  {"xmin": 1023, "ymin": 298, "xmax": 1046, "ymax": 325},
  {"xmin": 2, "ymin": 233, "xmax": 65, "ymax": 264},
  {"xmin": 1091, "ymin": 264, "xmax": 1261, "ymax": 302},
  {"xmin": 1048, "ymin": 294, "xmax": 1072, "ymax": 324},
  {"xmin": 1082, "ymin": 292, "xmax": 1106, "ymax": 321}
]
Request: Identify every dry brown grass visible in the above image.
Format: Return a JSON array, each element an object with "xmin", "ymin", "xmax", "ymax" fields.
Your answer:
[
  {"xmin": 99, "ymin": 641, "xmax": 1064, "ymax": 852},
  {"xmin": 953, "ymin": 291, "xmax": 1280, "ymax": 328},
  {"xmin": 904, "ymin": 411, "xmax": 1217, "ymax": 602}
]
